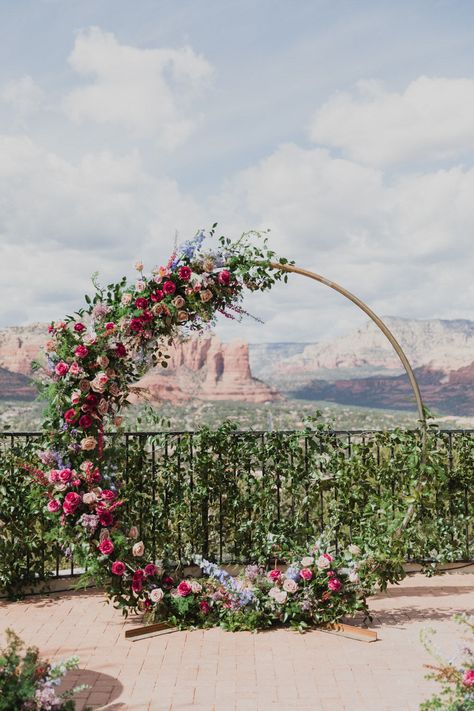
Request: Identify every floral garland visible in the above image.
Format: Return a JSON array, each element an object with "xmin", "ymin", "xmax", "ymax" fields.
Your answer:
[
  {"xmin": 31, "ymin": 227, "xmax": 391, "ymax": 628},
  {"xmin": 141, "ymin": 544, "xmax": 381, "ymax": 632},
  {"xmin": 33, "ymin": 228, "xmax": 292, "ymax": 615}
]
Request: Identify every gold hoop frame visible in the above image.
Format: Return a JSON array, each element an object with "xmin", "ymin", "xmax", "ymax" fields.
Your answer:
[{"xmin": 268, "ymin": 262, "xmax": 427, "ymax": 533}]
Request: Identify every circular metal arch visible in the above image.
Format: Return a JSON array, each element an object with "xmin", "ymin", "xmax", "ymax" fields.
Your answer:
[{"xmin": 268, "ymin": 261, "xmax": 426, "ymax": 425}]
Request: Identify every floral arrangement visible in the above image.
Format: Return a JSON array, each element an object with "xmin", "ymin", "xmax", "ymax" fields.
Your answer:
[
  {"xmin": 420, "ymin": 614, "xmax": 474, "ymax": 710},
  {"xmin": 0, "ymin": 628, "xmax": 89, "ymax": 711},
  {"xmin": 139, "ymin": 543, "xmax": 380, "ymax": 632},
  {"xmin": 30, "ymin": 228, "xmax": 292, "ymax": 614}
]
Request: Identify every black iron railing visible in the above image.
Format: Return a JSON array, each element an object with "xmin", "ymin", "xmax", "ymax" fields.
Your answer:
[{"xmin": 1, "ymin": 429, "xmax": 473, "ymax": 587}]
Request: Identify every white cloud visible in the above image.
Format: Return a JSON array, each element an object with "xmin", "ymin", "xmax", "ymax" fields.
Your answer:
[
  {"xmin": 310, "ymin": 76, "xmax": 474, "ymax": 166},
  {"xmin": 1, "ymin": 75, "xmax": 44, "ymax": 114},
  {"xmin": 63, "ymin": 27, "xmax": 213, "ymax": 148}
]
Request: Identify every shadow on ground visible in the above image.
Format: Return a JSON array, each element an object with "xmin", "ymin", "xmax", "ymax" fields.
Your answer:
[{"xmin": 59, "ymin": 668, "xmax": 123, "ymax": 709}]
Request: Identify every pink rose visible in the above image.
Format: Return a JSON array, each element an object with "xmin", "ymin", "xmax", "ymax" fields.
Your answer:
[
  {"xmin": 111, "ymin": 561, "xmax": 126, "ymax": 576},
  {"xmin": 62, "ymin": 492, "xmax": 81, "ymax": 515},
  {"xmin": 328, "ymin": 578, "xmax": 342, "ymax": 593},
  {"xmin": 81, "ymin": 436, "xmax": 97, "ymax": 451},
  {"xmin": 101, "ymin": 489, "xmax": 116, "ymax": 501},
  {"xmin": 74, "ymin": 322, "xmax": 86, "ymax": 332},
  {"xmin": 98, "ymin": 539, "xmax": 114, "ymax": 555},
  {"xmin": 218, "ymin": 269, "xmax": 231, "ymax": 286},
  {"xmin": 47, "ymin": 499, "xmax": 61, "ymax": 513},
  {"xmin": 71, "ymin": 390, "xmax": 81, "ymax": 405},
  {"xmin": 121, "ymin": 293, "xmax": 132, "ymax": 305},
  {"xmin": 74, "ymin": 345, "xmax": 88, "ymax": 359},
  {"xmin": 55, "ymin": 361, "xmax": 69, "ymax": 377},
  {"xmin": 128, "ymin": 526, "xmax": 139, "ymax": 539},
  {"xmin": 48, "ymin": 470, "xmax": 60, "ymax": 483},
  {"xmin": 163, "ymin": 280, "xmax": 176, "ymax": 295},
  {"xmin": 58, "ymin": 468, "xmax": 73, "ymax": 483},
  {"xmin": 322, "ymin": 553, "xmax": 333, "ymax": 563},
  {"xmin": 135, "ymin": 280, "xmax": 146, "ymax": 292},
  {"xmin": 177, "ymin": 580, "xmax": 192, "ymax": 597},
  {"xmin": 300, "ymin": 568, "xmax": 313, "ymax": 581},
  {"xmin": 316, "ymin": 555, "xmax": 331, "ymax": 570},
  {"xmin": 96, "ymin": 355, "xmax": 109, "ymax": 368},
  {"xmin": 268, "ymin": 569, "xmax": 281, "ymax": 582},
  {"xmin": 178, "ymin": 266, "xmax": 191, "ymax": 281},
  {"xmin": 463, "ymin": 670, "xmax": 474, "ymax": 687},
  {"xmin": 132, "ymin": 541, "xmax": 145, "ymax": 557}
]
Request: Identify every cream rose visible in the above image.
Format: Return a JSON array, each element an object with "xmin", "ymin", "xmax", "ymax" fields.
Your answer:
[
  {"xmin": 172, "ymin": 295, "xmax": 185, "ymax": 309},
  {"xmin": 283, "ymin": 578, "xmax": 298, "ymax": 593},
  {"xmin": 82, "ymin": 492, "xmax": 97, "ymax": 505},
  {"xmin": 97, "ymin": 355, "xmax": 109, "ymax": 369},
  {"xmin": 81, "ymin": 436, "xmax": 97, "ymax": 451},
  {"xmin": 316, "ymin": 555, "xmax": 331, "ymax": 570},
  {"xmin": 97, "ymin": 398, "xmax": 109, "ymax": 415},
  {"xmin": 200, "ymin": 289, "xmax": 213, "ymax": 303},
  {"xmin": 273, "ymin": 590, "xmax": 288, "ymax": 604},
  {"xmin": 132, "ymin": 541, "xmax": 145, "ymax": 557},
  {"xmin": 177, "ymin": 310, "xmax": 188, "ymax": 322},
  {"xmin": 348, "ymin": 544, "xmax": 361, "ymax": 557},
  {"xmin": 121, "ymin": 293, "xmax": 132, "ymax": 305},
  {"xmin": 301, "ymin": 556, "xmax": 314, "ymax": 567},
  {"xmin": 149, "ymin": 588, "xmax": 164, "ymax": 603},
  {"xmin": 128, "ymin": 526, "xmax": 139, "ymax": 539},
  {"xmin": 190, "ymin": 580, "xmax": 202, "ymax": 594}
]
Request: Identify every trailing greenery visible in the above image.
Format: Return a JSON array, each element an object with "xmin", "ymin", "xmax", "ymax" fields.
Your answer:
[{"xmin": 0, "ymin": 420, "xmax": 472, "ymax": 596}]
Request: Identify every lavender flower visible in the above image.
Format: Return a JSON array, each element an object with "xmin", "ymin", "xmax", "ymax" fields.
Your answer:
[{"xmin": 285, "ymin": 566, "xmax": 301, "ymax": 582}]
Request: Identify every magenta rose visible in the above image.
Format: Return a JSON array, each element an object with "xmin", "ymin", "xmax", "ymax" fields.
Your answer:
[
  {"xmin": 62, "ymin": 492, "xmax": 81, "ymax": 515},
  {"xmin": 47, "ymin": 499, "xmax": 61, "ymax": 513},
  {"xmin": 328, "ymin": 577, "xmax": 342, "ymax": 592},
  {"xmin": 150, "ymin": 289, "xmax": 164, "ymax": 302},
  {"xmin": 133, "ymin": 569, "xmax": 145, "ymax": 580},
  {"xmin": 79, "ymin": 414, "xmax": 93, "ymax": 429},
  {"xmin": 115, "ymin": 343, "xmax": 127, "ymax": 357},
  {"xmin": 322, "ymin": 553, "xmax": 333, "ymax": 563},
  {"xmin": 74, "ymin": 322, "xmax": 86, "ymax": 332},
  {"xmin": 199, "ymin": 600, "xmax": 210, "ymax": 615},
  {"xmin": 98, "ymin": 539, "xmax": 114, "ymax": 555},
  {"xmin": 58, "ymin": 468, "xmax": 73, "ymax": 483},
  {"xmin": 54, "ymin": 361, "xmax": 69, "ymax": 377},
  {"xmin": 98, "ymin": 510, "xmax": 114, "ymax": 527},
  {"xmin": 268, "ymin": 569, "xmax": 281, "ymax": 582},
  {"xmin": 162, "ymin": 576, "xmax": 174, "ymax": 588},
  {"xmin": 129, "ymin": 318, "xmax": 142, "ymax": 332},
  {"xmin": 111, "ymin": 561, "xmax": 126, "ymax": 576},
  {"xmin": 163, "ymin": 280, "xmax": 176, "ymax": 295},
  {"xmin": 135, "ymin": 296, "xmax": 148, "ymax": 309},
  {"xmin": 101, "ymin": 489, "xmax": 116, "ymax": 501},
  {"xmin": 140, "ymin": 310, "xmax": 153, "ymax": 323},
  {"xmin": 64, "ymin": 409, "xmax": 78, "ymax": 425},
  {"xmin": 74, "ymin": 345, "xmax": 89, "ymax": 359},
  {"xmin": 218, "ymin": 269, "xmax": 231, "ymax": 286},
  {"xmin": 132, "ymin": 578, "xmax": 143, "ymax": 593},
  {"xmin": 178, "ymin": 266, "xmax": 191, "ymax": 281},
  {"xmin": 300, "ymin": 568, "xmax": 313, "ymax": 581},
  {"xmin": 463, "ymin": 670, "xmax": 474, "ymax": 687},
  {"xmin": 177, "ymin": 580, "xmax": 192, "ymax": 597},
  {"xmin": 144, "ymin": 563, "xmax": 157, "ymax": 577}
]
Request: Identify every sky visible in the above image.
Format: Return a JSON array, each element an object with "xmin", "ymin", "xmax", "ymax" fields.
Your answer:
[{"xmin": 1, "ymin": 0, "xmax": 474, "ymax": 343}]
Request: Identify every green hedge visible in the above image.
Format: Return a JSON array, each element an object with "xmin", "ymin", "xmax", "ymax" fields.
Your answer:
[{"xmin": 0, "ymin": 424, "xmax": 473, "ymax": 596}]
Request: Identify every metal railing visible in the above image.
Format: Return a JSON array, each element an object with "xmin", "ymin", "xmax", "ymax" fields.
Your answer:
[{"xmin": 1, "ymin": 429, "xmax": 473, "ymax": 585}]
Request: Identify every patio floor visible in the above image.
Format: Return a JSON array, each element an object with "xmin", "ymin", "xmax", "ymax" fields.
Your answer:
[{"xmin": 1, "ymin": 572, "xmax": 473, "ymax": 711}]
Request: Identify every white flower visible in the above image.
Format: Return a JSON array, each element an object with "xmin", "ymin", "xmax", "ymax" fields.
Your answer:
[
  {"xmin": 348, "ymin": 570, "xmax": 360, "ymax": 584},
  {"xmin": 149, "ymin": 588, "xmax": 164, "ymax": 603},
  {"xmin": 283, "ymin": 578, "xmax": 298, "ymax": 593},
  {"xmin": 268, "ymin": 586, "xmax": 280, "ymax": 600},
  {"xmin": 274, "ymin": 590, "xmax": 288, "ymax": 604},
  {"xmin": 348, "ymin": 544, "xmax": 361, "ymax": 557},
  {"xmin": 316, "ymin": 555, "xmax": 331, "ymax": 570},
  {"xmin": 301, "ymin": 556, "xmax": 314, "ymax": 567},
  {"xmin": 135, "ymin": 280, "xmax": 146, "ymax": 292}
]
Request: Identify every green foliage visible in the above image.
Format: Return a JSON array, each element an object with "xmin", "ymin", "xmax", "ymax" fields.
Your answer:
[
  {"xmin": 0, "ymin": 422, "xmax": 472, "ymax": 596},
  {"xmin": 0, "ymin": 629, "xmax": 90, "ymax": 710}
]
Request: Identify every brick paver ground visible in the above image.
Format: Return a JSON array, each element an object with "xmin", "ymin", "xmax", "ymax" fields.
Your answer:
[{"xmin": 1, "ymin": 572, "xmax": 473, "ymax": 711}]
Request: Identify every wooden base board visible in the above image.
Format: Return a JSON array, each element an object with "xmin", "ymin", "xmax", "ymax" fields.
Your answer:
[
  {"xmin": 319, "ymin": 622, "xmax": 377, "ymax": 642},
  {"xmin": 125, "ymin": 622, "xmax": 177, "ymax": 641},
  {"xmin": 124, "ymin": 621, "xmax": 377, "ymax": 642}
]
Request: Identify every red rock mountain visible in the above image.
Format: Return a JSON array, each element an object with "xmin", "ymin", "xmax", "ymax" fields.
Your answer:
[{"xmin": 0, "ymin": 324, "xmax": 280, "ymax": 404}]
